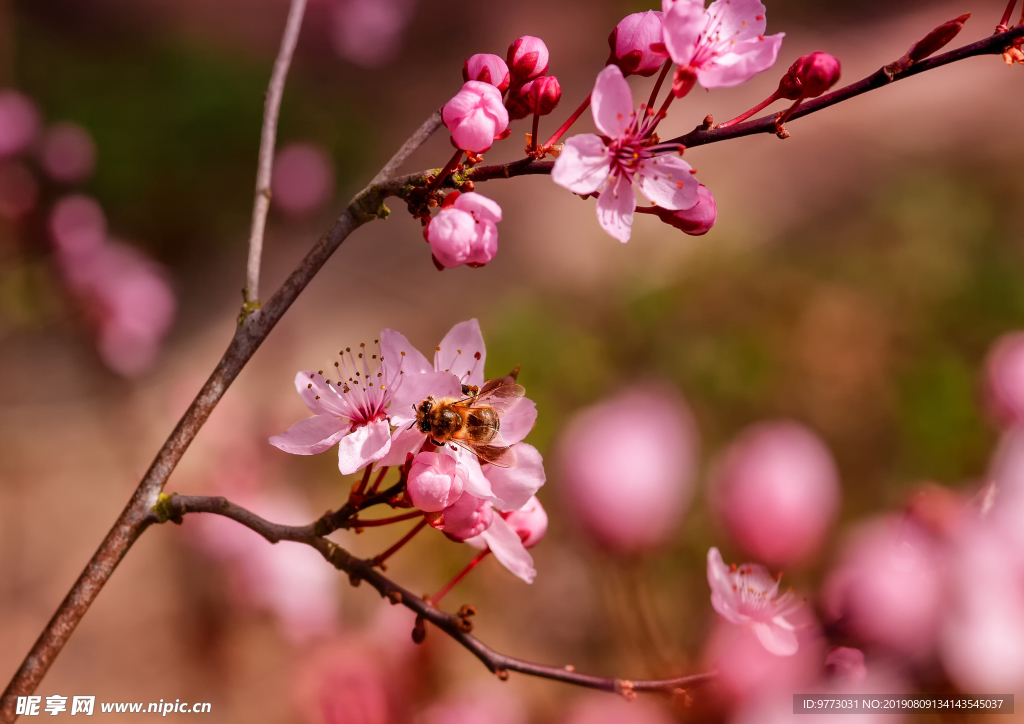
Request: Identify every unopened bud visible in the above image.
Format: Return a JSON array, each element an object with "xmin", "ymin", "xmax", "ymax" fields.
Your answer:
[
  {"xmin": 609, "ymin": 10, "xmax": 665, "ymax": 77},
  {"xmin": 524, "ymin": 75, "xmax": 562, "ymax": 116},
  {"xmin": 653, "ymin": 185, "xmax": 717, "ymax": 236},
  {"xmin": 463, "ymin": 53, "xmax": 510, "ymax": 92},
  {"xmin": 777, "ymin": 52, "xmax": 842, "ymax": 100},
  {"xmin": 507, "ymin": 36, "xmax": 549, "ymax": 86},
  {"xmin": 906, "ymin": 13, "xmax": 970, "ymax": 65}
]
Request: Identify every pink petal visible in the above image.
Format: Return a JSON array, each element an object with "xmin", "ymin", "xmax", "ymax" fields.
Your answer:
[
  {"xmin": 480, "ymin": 515, "xmax": 536, "ymax": 583},
  {"xmin": 483, "ymin": 442, "xmax": 546, "ymax": 512},
  {"xmin": 454, "ymin": 192, "xmax": 502, "ymax": 224},
  {"xmin": 661, "ymin": 0, "xmax": 704, "ymax": 67},
  {"xmin": 269, "ymin": 414, "xmax": 351, "ymax": 455},
  {"xmin": 466, "ymin": 220, "xmax": 498, "ymax": 266},
  {"xmin": 499, "ymin": 397, "xmax": 537, "ymax": 445},
  {"xmin": 337, "ymin": 419, "xmax": 392, "ymax": 475},
  {"xmin": 707, "ymin": 547, "xmax": 745, "ymax": 624},
  {"xmin": 388, "ymin": 370, "xmax": 463, "ymax": 428},
  {"xmin": 591, "ymin": 65, "xmax": 635, "ymax": 138},
  {"xmin": 696, "ymin": 33, "xmax": 785, "ymax": 89},
  {"xmin": 551, "ymin": 134, "xmax": 611, "ymax": 195},
  {"xmin": 452, "ymin": 111, "xmax": 498, "ymax": 153},
  {"xmin": 380, "ymin": 328, "xmax": 432, "ymax": 378},
  {"xmin": 375, "ymin": 426, "xmax": 426, "ymax": 468},
  {"xmin": 596, "ymin": 174, "xmax": 636, "ymax": 243},
  {"xmin": 752, "ymin": 621, "xmax": 799, "ymax": 656},
  {"xmin": 704, "ymin": 0, "xmax": 768, "ymax": 41},
  {"xmin": 293, "ymin": 371, "xmax": 349, "ymax": 417},
  {"xmin": 442, "ymin": 446, "xmax": 502, "ymax": 505},
  {"xmin": 637, "ymin": 155, "xmax": 700, "ymax": 210},
  {"xmin": 436, "ymin": 319, "xmax": 486, "ymax": 389}
]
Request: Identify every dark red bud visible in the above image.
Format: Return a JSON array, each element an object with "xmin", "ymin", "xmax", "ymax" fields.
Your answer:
[
  {"xmin": 507, "ymin": 36, "xmax": 550, "ymax": 86},
  {"xmin": 906, "ymin": 13, "xmax": 970, "ymax": 64},
  {"xmin": 504, "ymin": 86, "xmax": 532, "ymax": 120},
  {"xmin": 525, "ymin": 75, "xmax": 561, "ymax": 116},
  {"xmin": 777, "ymin": 52, "xmax": 841, "ymax": 100}
]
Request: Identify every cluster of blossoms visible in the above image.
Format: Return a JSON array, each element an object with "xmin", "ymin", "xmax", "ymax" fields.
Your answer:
[
  {"xmin": 269, "ymin": 319, "xmax": 547, "ymax": 583},
  {"xmin": 0, "ymin": 89, "xmax": 176, "ymax": 377}
]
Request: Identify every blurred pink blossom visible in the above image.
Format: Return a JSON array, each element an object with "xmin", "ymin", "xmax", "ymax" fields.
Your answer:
[
  {"xmin": 463, "ymin": 54, "xmax": 510, "ymax": 91},
  {"xmin": 660, "ymin": 0, "xmax": 785, "ymax": 96},
  {"xmin": 560, "ymin": 694, "xmax": 675, "ymax": 724},
  {"xmin": 982, "ymin": 331, "xmax": 1024, "ymax": 428},
  {"xmin": 294, "ymin": 639, "xmax": 396, "ymax": 724},
  {"xmin": 558, "ymin": 385, "xmax": 697, "ymax": 554},
  {"xmin": 823, "ymin": 517, "xmax": 943, "ymax": 658},
  {"xmin": 609, "ymin": 11, "xmax": 665, "ymax": 77},
  {"xmin": 552, "ymin": 65, "xmax": 699, "ymax": 243},
  {"xmin": 418, "ymin": 689, "xmax": 525, "ymax": 724},
  {"xmin": 707, "ymin": 547, "xmax": 804, "ymax": 656},
  {"xmin": 40, "ymin": 122, "xmax": 96, "ymax": 183},
  {"xmin": 711, "ymin": 420, "xmax": 840, "ymax": 567},
  {"xmin": 0, "ymin": 160, "xmax": 38, "ymax": 219},
  {"xmin": 506, "ymin": 36, "xmax": 550, "ymax": 86},
  {"xmin": 331, "ymin": 0, "xmax": 415, "ymax": 69},
  {"xmin": 824, "ymin": 647, "xmax": 867, "ymax": 684},
  {"xmin": 442, "ymin": 82, "xmax": 509, "ymax": 153},
  {"xmin": 49, "ymin": 194, "xmax": 107, "ymax": 257},
  {"xmin": 426, "ymin": 191, "xmax": 501, "ymax": 269},
  {"xmin": 0, "ymin": 90, "xmax": 40, "ymax": 157},
  {"xmin": 271, "ymin": 142, "xmax": 335, "ymax": 217},
  {"xmin": 653, "ymin": 184, "xmax": 717, "ymax": 236},
  {"xmin": 407, "ymin": 451, "xmax": 467, "ymax": 512}
]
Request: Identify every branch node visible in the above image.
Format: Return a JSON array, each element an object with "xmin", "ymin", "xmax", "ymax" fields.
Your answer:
[
  {"xmin": 151, "ymin": 493, "xmax": 179, "ymax": 524},
  {"xmin": 495, "ymin": 669, "xmax": 510, "ymax": 681},
  {"xmin": 387, "ymin": 590, "xmax": 403, "ymax": 605},
  {"xmin": 412, "ymin": 616, "xmax": 427, "ymax": 644},
  {"xmin": 616, "ymin": 680, "xmax": 637, "ymax": 702}
]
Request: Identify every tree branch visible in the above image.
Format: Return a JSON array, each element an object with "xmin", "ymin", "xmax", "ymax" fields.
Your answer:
[
  {"xmin": 162, "ymin": 494, "xmax": 716, "ymax": 697},
  {"xmin": 244, "ymin": 0, "xmax": 308, "ymax": 307}
]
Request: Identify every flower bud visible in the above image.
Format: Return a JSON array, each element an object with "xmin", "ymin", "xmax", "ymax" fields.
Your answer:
[
  {"xmin": 506, "ymin": 36, "xmax": 549, "ymax": 86},
  {"xmin": 407, "ymin": 452, "xmax": 467, "ymax": 512},
  {"xmin": 505, "ymin": 76, "xmax": 561, "ymax": 120},
  {"xmin": 0, "ymin": 91, "xmax": 39, "ymax": 158},
  {"xmin": 442, "ymin": 81, "xmax": 510, "ymax": 153},
  {"xmin": 426, "ymin": 192, "xmax": 501, "ymax": 269},
  {"xmin": 608, "ymin": 11, "xmax": 665, "ymax": 77},
  {"xmin": 433, "ymin": 492, "xmax": 493, "ymax": 541},
  {"xmin": 462, "ymin": 53, "xmax": 510, "ymax": 92},
  {"xmin": 906, "ymin": 13, "xmax": 970, "ymax": 65},
  {"xmin": 501, "ymin": 496, "xmax": 548, "ymax": 548},
  {"xmin": 711, "ymin": 420, "xmax": 840, "ymax": 567},
  {"xmin": 653, "ymin": 184, "xmax": 717, "ymax": 236},
  {"xmin": 777, "ymin": 52, "xmax": 841, "ymax": 100}
]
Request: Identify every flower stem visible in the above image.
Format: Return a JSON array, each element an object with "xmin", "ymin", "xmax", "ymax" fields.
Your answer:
[
  {"xmin": 429, "ymin": 549, "xmax": 490, "ymax": 605},
  {"xmin": 531, "ymin": 112, "xmax": 540, "ymax": 153},
  {"xmin": 428, "ymin": 149, "xmax": 465, "ymax": 192},
  {"xmin": 367, "ymin": 466, "xmax": 389, "ymax": 495},
  {"xmin": 998, "ymin": 0, "xmax": 1017, "ymax": 31},
  {"xmin": 349, "ymin": 510, "xmax": 423, "ymax": 529},
  {"xmin": 645, "ymin": 60, "xmax": 673, "ymax": 113},
  {"xmin": 354, "ymin": 466, "xmax": 373, "ymax": 496},
  {"xmin": 372, "ymin": 519, "xmax": 427, "ymax": 569},
  {"xmin": 542, "ymin": 93, "xmax": 592, "ymax": 148},
  {"xmin": 718, "ymin": 90, "xmax": 782, "ymax": 128}
]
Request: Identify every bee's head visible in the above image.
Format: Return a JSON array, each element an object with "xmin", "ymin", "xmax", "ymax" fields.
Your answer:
[{"xmin": 415, "ymin": 398, "xmax": 434, "ymax": 433}]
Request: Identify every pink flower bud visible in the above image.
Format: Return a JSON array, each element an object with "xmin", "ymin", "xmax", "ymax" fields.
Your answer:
[
  {"xmin": 49, "ymin": 194, "xmax": 106, "ymax": 257},
  {"xmin": 558, "ymin": 386, "xmax": 698, "ymax": 554},
  {"xmin": 432, "ymin": 491, "xmax": 493, "ymax": 541},
  {"xmin": 983, "ymin": 332, "xmax": 1024, "ymax": 428},
  {"xmin": 462, "ymin": 53, "xmax": 510, "ymax": 92},
  {"xmin": 505, "ymin": 76, "xmax": 561, "ymax": 120},
  {"xmin": 0, "ymin": 91, "xmax": 39, "ymax": 158},
  {"xmin": 777, "ymin": 52, "xmax": 841, "ymax": 100},
  {"xmin": 426, "ymin": 192, "xmax": 501, "ymax": 269},
  {"xmin": 824, "ymin": 647, "xmax": 867, "ymax": 684},
  {"xmin": 711, "ymin": 420, "xmax": 840, "ymax": 568},
  {"xmin": 506, "ymin": 36, "xmax": 549, "ymax": 86},
  {"xmin": 442, "ymin": 81, "xmax": 509, "ymax": 153},
  {"xmin": 653, "ymin": 184, "xmax": 717, "ymax": 235},
  {"xmin": 501, "ymin": 496, "xmax": 547, "ymax": 548},
  {"xmin": 608, "ymin": 11, "xmax": 665, "ymax": 77},
  {"xmin": 407, "ymin": 451, "xmax": 466, "ymax": 512},
  {"xmin": 906, "ymin": 13, "xmax": 970, "ymax": 65},
  {"xmin": 40, "ymin": 123, "xmax": 96, "ymax": 184}
]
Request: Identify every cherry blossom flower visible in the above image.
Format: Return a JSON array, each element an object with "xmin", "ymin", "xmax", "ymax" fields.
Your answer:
[
  {"xmin": 506, "ymin": 36, "xmax": 549, "ymax": 86},
  {"xmin": 271, "ymin": 142, "xmax": 335, "ymax": 217},
  {"xmin": 407, "ymin": 451, "xmax": 467, "ymax": 511},
  {"xmin": 457, "ymin": 490, "xmax": 547, "ymax": 584},
  {"xmin": 609, "ymin": 11, "xmax": 665, "ymax": 77},
  {"xmin": 983, "ymin": 331, "xmax": 1024, "ymax": 428},
  {"xmin": 825, "ymin": 646, "xmax": 867, "ymax": 684},
  {"xmin": 562, "ymin": 695, "xmax": 676, "ymax": 724},
  {"xmin": 40, "ymin": 122, "xmax": 96, "ymax": 183},
  {"xmin": 425, "ymin": 191, "xmax": 501, "ymax": 269},
  {"xmin": 501, "ymin": 495, "xmax": 548, "ymax": 548},
  {"xmin": 707, "ymin": 547, "xmax": 803, "ymax": 656},
  {"xmin": 442, "ymin": 81, "xmax": 509, "ymax": 153},
  {"xmin": 0, "ymin": 90, "xmax": 40, "ymax": 157},
  {"xmin": 431, "ymin": 490, "xmax": 494, "ymax": 540},
  {"xmin": 293, "ymin": 638, "xmax": 398, "ymax": 724},
  {"xmin": 652, "ymin": 183, "xmax": 717, "ymax": 235},
  {"xmin": 419, "ymin": 690, "xmax": 526, "ymax": 724},
  {"xmin": 463, "ymin": 53, "xmax": 510, "ymax": 91},
  {"xmin": 551, "ymin": 65, "xmax": 700, "ymax": 243},
  {"xmin": 660, "ymin": 0, "xmax": 785, "ymax": 97},
  {"xmin": 269, "ymin": 341, "xmax": 405, "ymax": 475},
  {"xmin": 330, "ymin": 0, "xmax": 416, "ymax": 69}
]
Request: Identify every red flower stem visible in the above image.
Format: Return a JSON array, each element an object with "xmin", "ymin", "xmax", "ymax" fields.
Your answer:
[
  {"xmin": 645, "ymin": 60, "xmax": 673, "ymax": 113},
  {"xmin": 719, "ymin": 90, "xmax": 783, "ymax": 128},
  {"xmin": 367, "ymin": 466, "xmax": 389, "ymax": 495},
  {"xmin": 998, "ymin": 0, "xmax": 1017, "ymax": 30},
  {"xmin": 541, "ymin": 93, "xmax": 591, "ymax": 148},
  {"xmin": 354, "ymin": 466, "xmax": 373, "ymax": 496},
  {"xmin": 372, "ymin": 519, "xmax": 427, "ymax": 568},
  {"xmin": 775, "ymin": 96, "xmax": 805, "ymax": 128},
  {"xmin": 429, "ymin": 549, "xmax": 491, "ymax": 605},
  {"xmin": 428, "ymin": 149, "xmax": 464, "ymax": 192},
  {"xmin": 633, "ymin": 205, "xmax": 660, "ymax": 215},
  {"xmin": 349, "ymin": 511, "xmax": 423, "ymax": 528},
  {"xmin": 645, "ymin": 90, "xmax": 679, "ymax": 136},
  {"xmin": 531, "ymin": 112, "xmax": 540, "ymax": 153}
]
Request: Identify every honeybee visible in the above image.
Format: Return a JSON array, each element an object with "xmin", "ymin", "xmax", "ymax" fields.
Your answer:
[{"xmin": 415, "ymin": 370, "xmax": 525, "ymax": 468}]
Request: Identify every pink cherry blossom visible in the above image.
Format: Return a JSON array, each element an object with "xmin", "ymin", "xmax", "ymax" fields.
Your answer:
[
  {"xmin": 271, "ymin": 142, "xmax": 334, "ymax": 217},
  {"xmin": 823, "ymin": 517, "xmax": 943, "ymax": 657},
  {"xmin": 0, "ymin": 90, "xmax": 40, "ymax": 157},
  {"xmin": 40, "ymin": 122, "xmax": 96, "ymax": 183},
  {"xmin": 825, "ymin": 646, "xmax": 867, "ymax": 684},
  {"xmin": 269, "ymin": 341, "xmax": 407, "ymax": 475},
  {"xmin": 500, "ymin": 495, "xmax": 548, "ymax": 548},
  {"xmin": 711, "ymin": 420, "xmax": 840, "ymax": 567},
  {"xmin": 50, "ymin": 194, "xmax": 106, "ymax": 257},
  {"xmin": 561, "ymin": 694, "xmax": 676, "ymax": 724},
  {"xmin": 463, "ymin": 53, "xmax": 510, "ymax": 92},
  {"xmin": 983, "ymin": 331, "xmax": 1024, "ymax": 428},
  {"xmin": 293, "ymin": 640, "xmax": 396, "ymax": 724},
  {"xmin": 442, "ymin": 81, "xmax": 509, "ymax": 153},
  {"xmin": 432, "ymin": 490, "xmax": 494, "ymax": 541},
  {"xmin": 330, "ymin": 0, "xmax": 415, "ymax": 69},
  {"xmin": 653, "ymin": 183, "xmax": 717, "ymax": 235},
  {"xmin": 419, "ymin": 690, "xmax": 526, "ymax": 724},
  {"xmin": 559, "ymin": 386, "xmax": 697, "ymax": 553},
  {"xmin": 407, "ymin": 451, "xmax": 467, "ymax": 512},
  {"xmin": 661, "ymin": 0, "xmax": 785, "ymax": 96},
  {"xmin": 609, "ymin": 11, "xmax": 666, "ymax": 77},
  {"xmin": 551, "ymin": 65, "xmax": 700, "ymax": 243},
  {"xmin": 506, "ymin": 36, "xmax": 549, "ymax": 86},
  {"xmin": 707, "ymin": 547, "xmax": 803, "ymax": 656},
  {"xmin": 426, "ymin": 191, "xmax": 501, "ymax": 269}
]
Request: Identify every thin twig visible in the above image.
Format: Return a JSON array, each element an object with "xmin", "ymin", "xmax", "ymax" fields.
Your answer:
[{"xmin": 244, "ymin": 0, "xmax": 308, "ymax": 308}]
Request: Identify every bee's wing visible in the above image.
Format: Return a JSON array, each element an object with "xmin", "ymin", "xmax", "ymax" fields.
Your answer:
[
  {"xmin": 450, "ymin": 434, "xmax": 518, "ymax": 468},
  {"xmin": 453, "ymin": 383, "xmax": 525, "ymax": 417}
]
